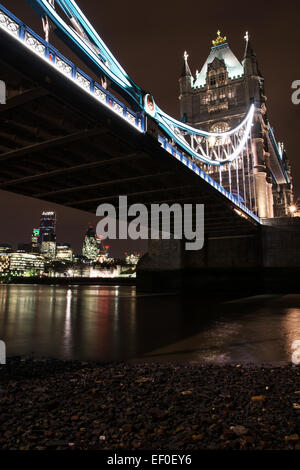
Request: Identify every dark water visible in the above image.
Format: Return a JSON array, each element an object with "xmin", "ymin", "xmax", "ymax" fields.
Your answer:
[{"xmin": 0, "ymin": 285, "xmax": 300, "ymax": 364}]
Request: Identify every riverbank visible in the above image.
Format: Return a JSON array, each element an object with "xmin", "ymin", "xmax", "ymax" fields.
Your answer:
[
  {"xmin": 0, "ymin": 277, "xmax": 136, "ymax": 286},
  {"xmin": 0, "ymin": 358, "xmax": 299, "ymax": 450}
]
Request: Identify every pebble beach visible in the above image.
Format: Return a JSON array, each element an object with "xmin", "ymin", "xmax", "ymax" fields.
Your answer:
[{"xmin": 0, "ymin": 358, "xmax": 299, "ymax": 451}]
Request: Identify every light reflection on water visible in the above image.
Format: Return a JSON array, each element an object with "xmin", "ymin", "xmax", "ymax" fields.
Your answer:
[{"xmin": 0, "ymin": 285, "xmax": 299, "ymax": 364}]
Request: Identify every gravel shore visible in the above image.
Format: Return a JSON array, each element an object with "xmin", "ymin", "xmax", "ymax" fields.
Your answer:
[{"xmin": 0, "ymin": 358, "xmax": 299, "ymax": 450}]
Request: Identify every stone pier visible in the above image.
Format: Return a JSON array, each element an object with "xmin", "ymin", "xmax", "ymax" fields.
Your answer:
[{"xmin": 137, "ymin": 219, "xmax": 300, "ymax": 294}]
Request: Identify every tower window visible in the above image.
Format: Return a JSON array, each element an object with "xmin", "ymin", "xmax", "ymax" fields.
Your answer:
[
  {"xmin": 209, "ymin": 75, "xmax": 216, "ymax": 86},
  {"xmin": 219, "ymin": 73, "xmax": 225, "ymax": 84}
]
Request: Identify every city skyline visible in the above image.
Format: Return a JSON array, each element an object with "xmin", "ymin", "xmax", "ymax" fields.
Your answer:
[{"xmin": 0, "ymin": 201, "xmax": 147, "ymax": 257}]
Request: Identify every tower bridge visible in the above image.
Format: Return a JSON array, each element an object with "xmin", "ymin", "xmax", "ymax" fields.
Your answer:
[{"xmin": 0, "ymin": 1, "xmax": 299, "ymax": 292}]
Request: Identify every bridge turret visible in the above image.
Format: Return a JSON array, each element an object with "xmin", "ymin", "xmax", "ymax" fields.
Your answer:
[
  {"xmin": 243, "ymin": 33, "xmax": 260, "ymax": 77},
  {"xmin": 179, "ymin": 51, "xmax": 193, "ymax": 122},
  {"xmin": 242, "ymin": 32, "xmax": 264, "ymax": 108}
]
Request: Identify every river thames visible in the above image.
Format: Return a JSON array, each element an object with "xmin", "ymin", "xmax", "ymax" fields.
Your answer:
[{"xmin": 0, "ymin": 284, "xmax": 299, "ymax": 364}]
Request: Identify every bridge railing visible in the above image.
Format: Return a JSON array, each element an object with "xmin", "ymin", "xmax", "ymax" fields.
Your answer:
[{"xmin": 0, "ymin": 3, "xmax": 145, "ymax": 133}]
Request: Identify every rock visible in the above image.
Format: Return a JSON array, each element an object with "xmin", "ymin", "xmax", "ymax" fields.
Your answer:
[
  {"xmin": 192, "ymin": 434, "xmax": 204, "ymax": 441},
  {"xmin": 221, "ymin": 431, "xmax": 235, "ymax": 440},
  {"xmin": 175, "ymin": 427, "xmax": 185, "ymax": 433},
  {"xmin": 230, "ymin": 426, "xmax": 248, "ymax": 436},
  {"xmin": 251, "ymin": 395, "xmax": 266, "ymax": 402},
  {"xmin": 45, "ymin": 440, "xmax": 66, "ymax": 447},
  {"xmin": 135, "ymin": 377, "xmax": 150, "ymax": 383}
]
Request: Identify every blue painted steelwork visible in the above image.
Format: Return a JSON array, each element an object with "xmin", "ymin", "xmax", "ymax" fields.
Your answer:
[
  {"xmin": 0, "ymin": 2, "xmax": 145, "ymax": 132},
  {"xmin": 26, "ymin": 0, "xmax": 143, "ymax": 106},
  {"xmin": 154, "ymin": 103, "xmax": 255, "ymax": 166},
  {"xmin": 158, "ymin": 135, "xmax": 261, "ymax": 223},
  {"xmin": 25, "ymin": 0, "xmax": 254, "ymax": 167}
]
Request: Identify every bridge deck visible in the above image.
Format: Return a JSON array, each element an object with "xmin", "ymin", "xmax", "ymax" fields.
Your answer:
[{"xmin": 0, "ymin": 23, "xmax": 260, "ymax": 237}]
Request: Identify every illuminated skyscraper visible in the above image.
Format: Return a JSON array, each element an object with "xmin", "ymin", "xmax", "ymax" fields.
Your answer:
[
  {"xmin": 31, "ymin": 228, "xmax": 40, "ymax": 253},
  {"xmin": 56, "ymin": 243, "xmax": 73, "ymax": 261},
  {"xmin": 39, "ymin": 211, "xmax": 56, "ymax": 260},
  {"xmin": 82, "ymin": 225, "xmax": 99, "ymax": 261},
  {"xmin": 39, "ymin": 211, "xmax": 56, "ymax": 242}
]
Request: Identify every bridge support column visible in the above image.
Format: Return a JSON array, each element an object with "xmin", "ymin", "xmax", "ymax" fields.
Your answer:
[
  {"xmin": 136, "ymin": 222, "xmax": 300, "ymax": 295},
  {"xmin": 136, "ymin": 238, "xmax": 184, "ymax": 292},
  {"xmin": 267, "ymin": 180, "xmax": 274, "ymax": 219},
  {"xmin": 137, "ymin": 233, "xmax": 262, "ymax": 294},
  {"xmin": 252, "ymin": 137, "xmax": 271, "ymax": 218}
]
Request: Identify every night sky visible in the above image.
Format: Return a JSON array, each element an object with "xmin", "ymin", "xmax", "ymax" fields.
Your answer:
[{"xmin": 0, "ymin": 0, "xmax": 299, "ymax": 255}]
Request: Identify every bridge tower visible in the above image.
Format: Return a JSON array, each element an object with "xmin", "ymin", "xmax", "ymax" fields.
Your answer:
[{"xmin": 179, "ymin": 31, "xmax": 293, "ymax": 219}]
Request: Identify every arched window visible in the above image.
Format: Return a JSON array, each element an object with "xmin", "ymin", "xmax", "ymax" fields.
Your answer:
[
  {"xmin": 209, "ymin": 74, "xmax": 216, "ymax": 86},
  {"xmin": 218, "ymin": 73, "xmax": 226, "ymax": 84}
]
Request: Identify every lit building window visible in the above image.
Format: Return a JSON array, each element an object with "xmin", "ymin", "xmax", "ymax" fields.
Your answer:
[
  {"xmin": 56, "ymin": 244, "xmax": 73, "ymax": 262},
  {"xmin": 9, "ymin": 253, "xmax": 44, "ymax": 277},
  {"xmin": 125, "ymin": 253, "xmax": 141, "ymax": 266},
  {"xmin": 211, "ymin": 122, "xmax": 230, "ymax": 133},
  {"xmin": 219, "ymin": 73, "xmax": 225, "ymax": 84},
  {"xmin": 82, "ymin": 225, "xmax": 100, "ymax": 262},
  {"xmin": 209, "ymin": 75, "xmax": 216, "ymax": 86}
]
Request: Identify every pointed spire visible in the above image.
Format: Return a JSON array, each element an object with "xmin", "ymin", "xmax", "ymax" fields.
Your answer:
[
  {"xmin": 243, "ymin": 31, "xmax": 256, "ymax": 60},
  {"xmin": 243, "ymin": 31, "xmax": 262, "ymax": 77},
  {"xmin": 181, "ymin": 51, "xmax": 192, "ymax": 77}
]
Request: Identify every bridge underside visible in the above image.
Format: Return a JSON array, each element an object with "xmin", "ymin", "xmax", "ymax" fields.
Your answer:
[{"xmin": 0, "ymin": 28, "xmax": 259, "ymax": 238}]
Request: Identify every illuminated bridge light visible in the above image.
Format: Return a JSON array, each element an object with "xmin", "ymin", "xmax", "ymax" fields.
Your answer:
[
  {"xmin": 0, "ymin": 12, "xmax": 19, "ymax": 36},
  {"xmin": 56, "ymin": 57, "xmax": 73, "ymax": 77},
  {"xmin": 25, "ymin": 31, "xmax": 46, "ymax": 56}
]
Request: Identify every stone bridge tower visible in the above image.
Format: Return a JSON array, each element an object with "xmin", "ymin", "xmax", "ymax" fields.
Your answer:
[{"xmin": 179, "ymin": 31, "xmax": 293, "ymax": 219}]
